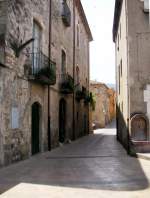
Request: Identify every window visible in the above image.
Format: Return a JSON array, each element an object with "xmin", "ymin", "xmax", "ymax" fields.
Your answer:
[
  {"xmin": 61, "ymin": 50, "xmax": 66, "ymax": 74},
  {"xmin": 62, "ymin": 0, "xmax": 71, "ymax": 27},
  {"xmin": 117, "ymin": 34, "xmax": 119, "ymax": 51},
  {"xmin": 77, "ymin": 25, "xmax": 80, "ymax": 47},
  {"xmin": 122, "ymin": 101, "xmax": 123, "ymax": 113},
  {"xmin": 120, "ymin": 24, "xmax": 121, "ymax": 39},
  {"xmin": 33, "ymin": 21, "xmax": 42, "ymax": 53},
  {"xmin": 32, "ymin": 21, "xmax": 42, "ymax": 73},
  {"xmin": 120, "ymin": 59, "xmax": 122, "ymax": 77},
  {"xmin": 0, "ymin": 28, "xmax": 5, "ymax": 64},
  {"xmin": 0, "ymin": 45, "xmax": 4, "ymax": 64},
  {"xmin": 76, "ymin": 66, "xmax": 80, "ymax": 84},
  {"xmin": 144, "ymin": 0, "xmax": 149, "ymax": 12},
  {"xmin": 86, "ymin": 78, "xmax": 88, "ymax": 87},
  {"xmin": 118, "ymin": 65, "xmax": 120, "ymax": 95}
]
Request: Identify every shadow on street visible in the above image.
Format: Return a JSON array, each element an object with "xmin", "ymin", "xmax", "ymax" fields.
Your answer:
[{"xmin": 0, "ymin": 120, "xmax": 149, "ymax": 194}]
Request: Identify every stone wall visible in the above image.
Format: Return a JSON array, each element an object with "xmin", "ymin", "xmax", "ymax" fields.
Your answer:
[
  {"xmin": 50, "ymin": 0, "xmax": 74, "ymax": 145},
  {"xmin": 114, "ymin": 0, "xmax": 129, "ymax": 148},
  {"xmin": 74, "ymin": 4, "xmax": 90, "ymax": 138},
  {"xmin": 50, "ymin": 0, "xmax": 91, "ymax": 142},
  {"xmin": 127, "ymin": 0, "xmax": 150, "ymax": 117},
  {"xmin": 0, "ymin": 0, "xmax": 8, "ymax": 63},
  {"xmin": 0, "ymin": 0, "xmax": 50, "ymax": 166},
  {"xmin": 107, "ymin": 88, "xmax": 116, "ymax": 121},
  {"xmin": 114, "ymin": 0, "xmax": 150, "ymax": 151},
  {"xmin": 0, "ymin": 0, "xmax": 92, "ymax": 166},
  {"xmin": 90, "ymin": 81, "xmax": 116, "ymax": 129}
]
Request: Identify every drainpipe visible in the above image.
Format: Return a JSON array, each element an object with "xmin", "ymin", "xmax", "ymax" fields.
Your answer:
[
  {"xmin": 87, "ymin": 42, "xmax": 90, "ymax": 135},
  {"xmin": 72, "ymin": 0, "xmax": 76, "ymax": 140},
  {"xmin": 48, "ymin": 0, "xmax": 52, "ymax": 151},
  {"xmin": 125, "ymin": 0, "xmax": 130, "ymax": 154}
]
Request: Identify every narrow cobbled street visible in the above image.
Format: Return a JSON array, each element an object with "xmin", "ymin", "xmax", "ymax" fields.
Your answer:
[{"xmin": 1, "ymin": 122, "xmax": 150, "ymax": 197}]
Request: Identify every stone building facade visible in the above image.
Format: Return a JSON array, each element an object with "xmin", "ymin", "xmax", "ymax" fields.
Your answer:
[
  {"xmin": 113, "ymin": 0, "xmax": 150, "ymax": 153},
  {"xmin": 90, "ymin": 81, "xmax": 116, "ymax": 129},
  {"xmin": 0, "ymin": 0, "xmax": 92, "ymax": 166}
]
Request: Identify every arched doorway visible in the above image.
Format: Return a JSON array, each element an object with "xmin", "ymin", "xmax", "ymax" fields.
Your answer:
[
  {"xmin": 31, "ymin": 102, "xmax": 41, "ymax": 155},
  {"xmin": 59, "ymin": 99, "xmax": 66, "ymax": 143},
  {"xmin": 131, "ymin": 114, "xmax": 148, "ymax": 141}
]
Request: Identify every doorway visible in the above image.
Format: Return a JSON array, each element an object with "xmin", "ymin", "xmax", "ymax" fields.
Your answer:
[
  {"xmin": 31, "ymin": 102, "xmax": 41, "ymax": 155},
  {"xmin": 131, "ymin": 114, "xmax": 148, "ymax": 141},
  {"xmin": 84, "ymin": 114, "xmax": 87, "ymax": 135},
  {"xmin": 59, "ymin": 99, "xmax": 66, "ymax": 143}
]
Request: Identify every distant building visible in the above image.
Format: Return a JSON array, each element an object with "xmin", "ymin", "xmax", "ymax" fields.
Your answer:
[
  {"xmin": 113, "ymin": 0, "xmax": 150, "ymax": 153},
  {"xmin": 0, "ymin": 0, "xmax": 92, "ymax": 166},
  {"xmin": 90, "ymin": 81, "xmax": 116, "ymax": 129}
]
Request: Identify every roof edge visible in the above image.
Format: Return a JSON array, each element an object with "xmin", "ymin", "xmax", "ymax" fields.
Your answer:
[{"xmin": 75, "ymin": 0, "xmax": 93, "ymax": 42}]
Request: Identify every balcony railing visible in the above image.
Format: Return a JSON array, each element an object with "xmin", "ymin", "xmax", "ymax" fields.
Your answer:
[
  {"xmin": 62, "ymin": 1, "xmax": 71, "ymax": 27},
  {"xmin": 26, "ymin": 52, "xmax": 56, "ymax": 85},
  {"xmin": 59, "ymin": 73, "xmax": 74, "ymax": 94}
]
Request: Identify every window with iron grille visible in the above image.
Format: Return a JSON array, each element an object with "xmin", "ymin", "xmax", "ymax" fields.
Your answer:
[
  {"xmin": 32, "ymin": 20, "xmax": 42, "ymax": 73},
  {"xmin": 144, "ymin": 0, "xmax": 149, "ymax": 12},
  {"xmin": 61, "ymin": 50, "xmax": 66, "ymax": 74},
  {"xmin": 0, "ymin": 26, "xmax": 5, "ymax": 65},
  {"xmin": 77, "ymin": 25, "xmax": 80, "ymax": 47},
  {"xmin": 62, "ymin": 0, "xmax": 71, "ymax": 27}
]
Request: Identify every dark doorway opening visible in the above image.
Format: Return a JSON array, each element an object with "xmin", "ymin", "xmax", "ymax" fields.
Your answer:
[
  {"xmin": 31, "ymin": 102, "xmax": 41, "ymax": 155},
  {"xmin": 59, "ymin": 99, "xmax": 66, "ymax": 143},
  {"xmin": 84, "ymin": 114, "xmax": 87, "ymax": 135}
]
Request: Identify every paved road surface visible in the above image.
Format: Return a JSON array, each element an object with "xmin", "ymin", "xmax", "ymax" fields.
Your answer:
[{"xmin": 1, "ymin": 122, "xmax": 150, "ymax": 197}]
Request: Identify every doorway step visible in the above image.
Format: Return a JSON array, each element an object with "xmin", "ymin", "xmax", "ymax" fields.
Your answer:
[{"xmin": 132, "ymin": 141, "xmax": 150, "ymax": 153}]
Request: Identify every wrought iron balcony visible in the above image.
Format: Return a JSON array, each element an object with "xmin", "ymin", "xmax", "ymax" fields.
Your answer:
[
  {"xmin": 59, "ymin": 73, "xmax": 74, "ymax": 94},
  {"xmin": 62, "ymin": 0, "xmax": 71, "ymax": 27},
  {"xmin": 26, "ymin": 52, "xmax": 56, "ymax": 85}
]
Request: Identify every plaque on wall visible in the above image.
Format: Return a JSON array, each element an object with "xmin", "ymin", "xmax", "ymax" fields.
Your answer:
[{"xmin": 11, "ymin": 107, "xmax": 19, "ymax": 129}]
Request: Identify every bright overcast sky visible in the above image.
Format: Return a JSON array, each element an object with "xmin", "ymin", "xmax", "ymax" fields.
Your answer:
[{"xmin": 81, "ymin": 0, "xmax": 116, "ymax": 84}]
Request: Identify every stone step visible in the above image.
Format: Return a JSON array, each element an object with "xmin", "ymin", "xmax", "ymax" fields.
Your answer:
[{"xmin": 132, "ymin": 141, "xmax": 150, "ymax": 153}]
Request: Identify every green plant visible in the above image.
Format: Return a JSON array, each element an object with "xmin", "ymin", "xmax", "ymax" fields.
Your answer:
[
  {"xmin": 35, "ymin": 64, "xmax": 56, "ymax": 85},
  {"xmin": 85, "ymin": 92, "xmax": 96, "ymax": 111},
  {"xmin": 128, "ymin": 148, "xmax": 137, "ymax": 157},
  {"xmin": 61, "ymin": 74, "xmax": 74, "ymax": 93}
]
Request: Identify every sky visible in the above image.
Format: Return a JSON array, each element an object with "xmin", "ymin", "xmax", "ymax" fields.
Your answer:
[{"xmin": 81, "ymin": 0, "xmax": 116, "ymax": 84}]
